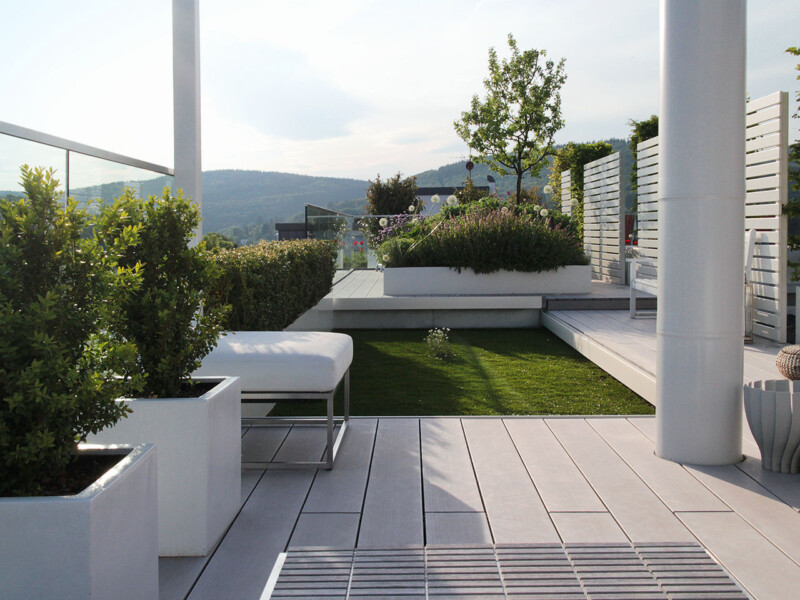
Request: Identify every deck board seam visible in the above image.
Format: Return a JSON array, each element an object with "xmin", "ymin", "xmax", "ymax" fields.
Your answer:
[
  {"xmin": 542, "ymin": 418, "xmax": 634, "ymax": 546},
  {"xmin": 501, "ymin": 417, "xmax": 564, "ymax": 545},
  {"xmin": 675, "ymin": 472, "xmax": 800, "ymax": 571},
  {"xmin": 459, "ymin": 418, "xmax": 495, "ymax": 546},
  {"xmin": 353, "ymin": 417, "xmax": 381, "ymax": 548}
]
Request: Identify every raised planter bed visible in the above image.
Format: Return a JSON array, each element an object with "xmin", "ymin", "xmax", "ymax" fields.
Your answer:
[
  {"xmin": 88, "ymin": 376, "xmax": 241, "ymax": 556},
  {"xmin": 383, "ymin": 265, "xmax": 592, "ymax": 296},
  {"xmin": 0, "ymin": 444, "xmax": 158, "ymax": 600}
]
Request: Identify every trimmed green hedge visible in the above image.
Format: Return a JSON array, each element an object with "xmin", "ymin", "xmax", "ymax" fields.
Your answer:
[{"xmin": 208, "ymin": 239, "xmax": 337, "ymax": 331}]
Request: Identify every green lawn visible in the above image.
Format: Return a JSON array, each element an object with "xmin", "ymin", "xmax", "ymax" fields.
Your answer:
[{"xmin": 270, "ymin": 328, "xmax": 654, "ymax": 417}]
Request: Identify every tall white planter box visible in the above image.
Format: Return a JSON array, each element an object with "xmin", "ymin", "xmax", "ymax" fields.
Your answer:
[
  {"xmin": 89, "ymin": 376, "xmax": 241, "ymax": 556},
  {"xmin": 383, "ymin": 265, "xmax": 592, "ymax": 296},
  {"xmin": 0, "ymin": 444, "xmax": 158, "ymax": 600}
]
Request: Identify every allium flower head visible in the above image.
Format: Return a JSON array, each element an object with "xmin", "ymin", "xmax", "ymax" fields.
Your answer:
[
  {"xmin": 447, "ymin": 195, "xmax": 458, "ymax": 206},
  {"xmin": 543, "ymin": 185, "xmax": 553, "ymax": 195},
  {"xmin": 383, "ymin": 254, "xmax": 389, "ymax": 262},
  {"xmin": 540, "ymin": 208, "xmax": 549, "ymax": 217},
  {"xmin": 408, "ymin": 205, "xmax": 416, "ymax": 213},
  {"xmin": 501, "ymin": 206, "xmax": 509, "ymax": 214},
  {"xmin": 379, "ymin": 217, "xmax": 388, "ymax": 227},
  {"xmin": 533, "ymin": 204, "xmax": 541, "ymax": 212},
  {"xmin": 431, "ymin": 194, "xmax": 441, "ymax": 204}
]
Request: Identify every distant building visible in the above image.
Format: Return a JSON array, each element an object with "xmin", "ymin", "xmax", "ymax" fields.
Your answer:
[{"xmin": 276, "ymin": 222, "xmax": 307, "ymax": 240}]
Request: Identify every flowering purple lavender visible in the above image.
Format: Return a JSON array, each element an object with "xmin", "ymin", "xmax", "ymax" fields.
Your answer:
[{"xmin": 374, "ymin": 212, "xmax": 428, "ymax": 245}]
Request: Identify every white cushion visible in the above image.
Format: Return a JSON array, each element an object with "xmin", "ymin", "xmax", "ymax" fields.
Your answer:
[{"xmin": 194, "ymin": 331, "xmax": 353, "ymax": 393}]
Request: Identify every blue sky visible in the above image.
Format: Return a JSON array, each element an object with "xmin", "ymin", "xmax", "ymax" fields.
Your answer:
[{"xmin": 1, "ymin": 0, "xmax": 798, "ymax": 180}]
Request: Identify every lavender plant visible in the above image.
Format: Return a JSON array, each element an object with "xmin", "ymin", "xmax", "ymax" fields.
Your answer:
[{"xmin": 377, "ymin": 202, "xmax": 586, "ymax": 274}]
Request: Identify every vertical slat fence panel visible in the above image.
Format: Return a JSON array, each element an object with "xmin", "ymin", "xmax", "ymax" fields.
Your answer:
[
  {"xmin": 635, "ymin": 136, "xmax": 660, "ymax": 280},
  {"xmin": 745, "ymin": 91, "xmax": 789, "ymax": 342},
  {"xmin": 583, "ymin": 152, "xmax": 625, "ymax": 284},
  {"xmin": 632, "ymin": 92, "xmax": 788, "ymax": 342},
  {"xmin": 560, "ymin": 170, "xmax": 573, "ymax": 215}
]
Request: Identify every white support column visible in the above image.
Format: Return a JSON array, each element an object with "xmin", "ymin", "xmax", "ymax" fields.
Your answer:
[
  {"xmin": 173, "ymin": 0, "xmax": 202, "ymax": 241},
  {"xmin": 656, "ymin": 0, "xmax": 746, "ymax": 465}
]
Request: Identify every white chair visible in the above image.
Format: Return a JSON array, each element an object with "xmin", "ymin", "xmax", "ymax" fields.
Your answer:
[{"xmin": 629, "ymin": 230, "xmax": 758, "ymax": 328}]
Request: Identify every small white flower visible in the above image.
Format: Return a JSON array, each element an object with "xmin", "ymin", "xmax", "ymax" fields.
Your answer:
[
  {"xmin": 431, "ymin": 194, "xmax": 441, "ymax": 204},
  {"xmin": 379, "ymin": 217, "xmax": 388, "ymax": 227},
  {"xmin": 543, "ymin": 185, "xmax": 553, "ymax": 195},
  {"xmin": 408, "ymin": 205, "xmax": 416, "ymax": 213},
  {"xmin": 501, "ymin": 206, "xmax": 509, "ymax": 214},
  {"xmin": 383, "ymin": 254, "xmax": 390, "ymax": 262},
  {"xmin": 540, "ymin": 208, "xmax": 549, "ymax": 217},
  {"xmin": 447, "ymin": 195, "xmax": 457, "ymax": 206}
]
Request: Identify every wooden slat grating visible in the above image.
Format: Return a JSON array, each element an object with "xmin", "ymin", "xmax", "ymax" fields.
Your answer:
[{"xmin": 264, "ymin": 543, "xmax": 750, "ymax": 599}]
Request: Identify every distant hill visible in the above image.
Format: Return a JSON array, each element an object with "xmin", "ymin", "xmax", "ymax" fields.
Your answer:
[
  {"xmin": 6, "ymin": 138, "xmax": 637, "ymax": 244},
  {"xmin": 202, "ymin": 170, "xmax": 369, "ymax": 233}
]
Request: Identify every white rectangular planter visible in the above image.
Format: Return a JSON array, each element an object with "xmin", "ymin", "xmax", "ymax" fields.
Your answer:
[
  {"xmin": 0, "ymin": 444, "xmax": 158, "ymax": 600},
  {"xmin": 383, "ymin": 265, "xmax": 592, "ymax": 296},
  {"xmin": 89, "ymin": 376, "xmax": 241, "ymax": 556}
]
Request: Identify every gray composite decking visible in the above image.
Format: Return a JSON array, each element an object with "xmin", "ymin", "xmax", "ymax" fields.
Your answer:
[
  {"xmin": 543, "ymin": 309, "xmax": 784, "ymax": 404},
  {"xmin": 160, "ymin": 274, "xmax": 798, "ymax": 599},
  {"xmin": 161, "ymin": 416, "xmax": 800, "ymax": 600}
]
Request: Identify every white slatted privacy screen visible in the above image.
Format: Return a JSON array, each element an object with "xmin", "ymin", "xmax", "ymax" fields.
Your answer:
[
  {"xmin": 635, "ymin": 137, "xmax": 660, "ymax": 280},
  {"xmin": 560, "ymin": 170, "xmax": 574, "ymax": 215},
  {"xmin": 633, "ymin": 92, "xmax": 789, "ymax": 342},
  {"xmin": 745, "ymin": 91, "xmax": 789, "ymax": 342},
  {"xmin": 583, "ymin": 152, "xmax": 625, "ymax": 284}
]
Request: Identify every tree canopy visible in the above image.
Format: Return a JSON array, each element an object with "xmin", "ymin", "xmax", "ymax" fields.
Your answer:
[{"xmin": 454, "ymin": 34, "xmax": 567, "ymax": 199}]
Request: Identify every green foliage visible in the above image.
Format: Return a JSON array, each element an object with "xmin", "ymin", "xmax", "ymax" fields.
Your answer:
[
  {"xmin": 207, "ymin": 239, "xmax": 337, "ymax": 331},
  {"xmin": 97, "ymin": 189, "xmax": 228, "ymax": 398},
  {"xmin": 365, "ymin": 172, "xmax": 420, "ymax": 216},
  {"xmin": 0, "ymin": 166, "xmax": 138, "ymax": 496},
  {"xmin": 784, "ymin": 47, "xmax": 800, "ymax": 279},
  {"xmin": 378, "ymin": 198, "xmax": 586, "ymax": 274},
  {"xmin": 548, "ymin": 141, "xmax": 614, "ymax": 240},
  {"xmin": 203, "ymin": 231, "xmax": 237, "ymax": 251},
  {"xmin": 628, "ymin": 115, "xmax": 659, "ymax": 193},
  {"xmin": 454, "ymin": 178, "xmax": 487, "ymax": 205},
  {"xmin": 454, "ymin": 34, "xmax": 567, "ymax": 199}
]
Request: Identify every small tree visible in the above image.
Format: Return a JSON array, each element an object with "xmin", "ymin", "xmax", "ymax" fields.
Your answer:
[
  {"xmin": 365, "ymin": 172, "xmax": 420, "ymax": 216},
  {"xmin": 365, "ymin": 172, "xmax": 420, "ymax": 238},
  {"xmin": 202, "ymin": 231, "xmax": 237, "ymax": 251},
  {"xmin": 454, "ymin": 34, "xmax": 567, "ymax": 200}
]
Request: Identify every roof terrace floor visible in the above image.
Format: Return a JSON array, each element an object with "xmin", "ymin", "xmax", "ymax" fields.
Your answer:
[{"xmin": 162, "ymin": 415, "xmax": 800, "ymax": 600}]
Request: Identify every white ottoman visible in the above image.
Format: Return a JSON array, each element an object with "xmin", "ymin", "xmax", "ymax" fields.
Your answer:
[{"xmin": 194, "ymin": 331, "xmax": 353, "ymax": 469}]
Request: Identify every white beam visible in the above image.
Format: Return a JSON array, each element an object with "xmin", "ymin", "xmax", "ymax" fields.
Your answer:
[
  {"xmin": 656, "ymin": 0, "xmax": 747, "ymax": 464},
  {"xmin": 173, "ymin": 0, "xmax": 202, "ymax": 240}
]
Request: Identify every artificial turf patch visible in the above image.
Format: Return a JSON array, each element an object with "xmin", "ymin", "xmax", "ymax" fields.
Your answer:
[{"xmin": 269, "ymin": 328, "xmax": 654, "ymax": 417}]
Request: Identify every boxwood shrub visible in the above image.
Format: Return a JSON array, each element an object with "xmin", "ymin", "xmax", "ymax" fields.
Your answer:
[
  {"xmin": 208, "ymin": 239, "xmax": 337, "ymax": 330},
  {"xmin": 377, "ymin": 198, "xmax": 587, "ymax": 274},
  {"xmin": 0, "ymin": 167, "xmax": 139, "ymax": 496}
]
